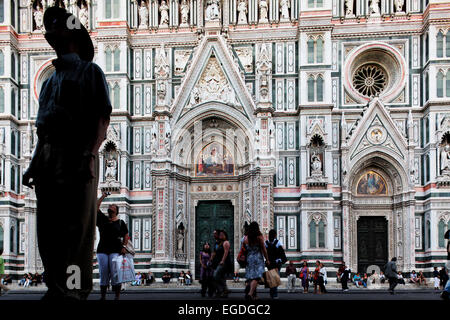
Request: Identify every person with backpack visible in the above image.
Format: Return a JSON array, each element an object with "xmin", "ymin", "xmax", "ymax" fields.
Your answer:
[{"xmin": 265, "ymin": 229, "xmax": 287, "ymax": 299}]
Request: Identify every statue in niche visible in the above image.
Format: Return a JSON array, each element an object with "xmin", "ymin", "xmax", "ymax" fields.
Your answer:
[
  {"xmin": 159, "ymin": 0, "xmax": 169, "ymax": 26},
  {"xmin": 176, "ymin": 223, "xmax": 185, "ymax": 253},
  {"xmin": 280, "ymin": 0, "xmax": 290, "ymax": 22},
  {"xmin": 205, "ymin": 0, "xmax": 220, "ymax": 21},
  {"xmin": 441, "ymin": 144, "xmax": 450, "ymax": 173},
  {"xmin": 105, "ymin": 156, "xmax": 117, "ymax": 180},
  {"xmin": 311, "ymin": 152, "xmax": 322, "ymax": 175},
  {"xmin": 34, "ymin": 3, "xmax": 44, "ymax": 31},
  {"xmin": 165, "ymin": 131, "xmax": 171, "ymax": 154},
  {"xmin": 138, "ymin": 0, "xmax": 149, "ymax": 29},
  {"xmin": 345, "ymin": 0, "xmax": 354, "ymax": 16},
  {"xmin": 395, "ymin": 0, "xmax": 404, "ymax": 12},
  {"xmin": 259, "ymin": 0, "xmax": 268, "ymax": 23},
  {"xmin": 237, "ymin": 0, "xmax": 247, "ymax": 25},
  {"xmin": 79, "ymin": 2, "xmax": 89, "ymax": 29},
  {"xmin": 370, "ymin": 0, "xmax": 380, "ymax": 15},
  {"xmin": 256, "ymin": 44, "xmax": 272, "ymax": 103},
  {"xmin": 180, "ymin": 0, "xmax": 189, "ymax": 26}
]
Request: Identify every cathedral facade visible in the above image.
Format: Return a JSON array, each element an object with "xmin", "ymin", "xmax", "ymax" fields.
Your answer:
[{"xmin": 0, "ymin": 0, "xmax": 449, "ymax": 280}]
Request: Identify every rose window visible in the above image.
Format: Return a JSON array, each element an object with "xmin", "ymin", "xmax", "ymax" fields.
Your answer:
[{"xmin": 352, "ymin": 64, "xmax": 387, "ymax": 97}]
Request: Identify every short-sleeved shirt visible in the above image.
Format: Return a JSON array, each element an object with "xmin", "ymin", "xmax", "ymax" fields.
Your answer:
[
  {"xmin": 96, "ymin": 210, "xmax": 128, "ymax": 254},
  {"xmin": 0, "ymin": 257, "xmax": 4, "ymax": 275},
  {"xmin": 36, "ymin": 53, "xmax": 111, "ymax": 149}
]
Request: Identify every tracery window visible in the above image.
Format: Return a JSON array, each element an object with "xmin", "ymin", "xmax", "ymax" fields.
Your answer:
[
  {"xmin": 307, "ymin": 74, "xmax": 324, "ymax": 102},
  {"xmin": 307, "ymin": 35, "xmax": 324, "ymax": 64},
  {"xmin": 309, "ymin": 215, "xmax": 326, "ymax": 248},
  {"xmin": 436, "ymin": 69, "xmax": 450, "ymax": 98}
]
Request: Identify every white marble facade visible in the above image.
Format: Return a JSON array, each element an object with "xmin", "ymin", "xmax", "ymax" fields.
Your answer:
[{"xmin": 0, "ymin": 0, "xmax": 449, "ymax": 280}]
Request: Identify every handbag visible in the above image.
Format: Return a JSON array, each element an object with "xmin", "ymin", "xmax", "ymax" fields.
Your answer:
[
  {"xmin": 236, "ymin": 245, "xmax": 247, "ymax": 268},
  {"xmin": 120, "ymin": 220, "xmax": 135, "ymax": 256},
  {"xmin": 263, "ymin": 268, "xmax": 281, "ymax": 289}
]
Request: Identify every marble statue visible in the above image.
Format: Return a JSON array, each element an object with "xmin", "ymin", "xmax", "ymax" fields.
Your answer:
[
  {"xmin": 159, "ymin": 0, "xmax": 169, "ymax": 26},
  {"xmin": 370, "ymin": 0, "xmax": 380, "ymax": 14},
  {"xmin": 311, "ymin": 152, "xmax": 322, "ymax": 175},
  {"xmin": 280, "ymin": 0, "xmax": 290, "ymax": 22},
  {"xmin": 176, "ymin": 227, "xmax": 184, "ymax": 252},
  {"xmin": 79, "ymin": 3, "xmax": 89, "ymax": 29},
  {"xmin": 441, "ymin": 144, "xmax": 450, "ymax": 172},
  {"xmin": 345, "ymin": 0, "xmax": 354, "ymax": 16},
  {"xmin": 259, "ymin": 0, "xmax": 268, "ymax": 23},
  {"xmin": 237, "ymin": 0, "xmax": 247, "ymax": 25},
  {"xmin": 34, "ymin": 5, "xmax": 44, "ymax": 31},
  {"xmin": 105, "ymin": 157, "xmax": 117, "ymax": 180},
  {"xmin": 180, "ymin": 0, "xmax": 189, "ymax": 26},
  {"xmin": 205, "ymin": 0, "xmax": 220, "ymax": 21},
  {"xmin": 165, "ymin": 131, "xmax": 171, "ymax": 154},
  {"xmin": 138, "ymin": 1, "xmax": 149, "ymax": 29},
  {"xmin": 395, "ymin": 0, "xmax": 404, "ymax": 12}
]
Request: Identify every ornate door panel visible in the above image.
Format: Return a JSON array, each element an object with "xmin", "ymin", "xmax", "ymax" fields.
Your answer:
[
  {"xmin": 357, "ymin": 217, "xmax": 388, "ymax": 273},
  {"xmin": 195, "ymin": 200, "xmax": 234, "ymax": 278}
]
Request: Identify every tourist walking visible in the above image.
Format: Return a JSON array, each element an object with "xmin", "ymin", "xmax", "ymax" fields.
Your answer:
[
  {"xmin": 22, "ymin": 6, "xmax": 111, "ymax": 300},
  {"xmin": 318, "ymin": 262, "xmax": 327, "ymax": 294},
  {"xmin": 384, "ymin": 257, "xmax": 398, "ymax": 294},
  {"xmin": 211, "ymin": 230, "xmax": 232, "ymax": 298},
  {"xmin": 340, "ymin": 263, "xmax": 351, "ymax": 291},
  {"xmin": 96, "ymin": 192, "xmax": 129, "ymax": 300},
  {"xmin": 313, "ymin": 260, "xmax": 321, "ymax": 294},
  {"xmin": 243, "ymin": 222, "xmax": 270, "ymax": 301},
  {"xmin": 199, "ymin": 242, "xmax": 214, "ymax": 297},
  {"xmin": 299, "ymin": 261, "xmax": 309, "ymax": 293},
  {"xmin": 265, "ymin": 229, "xmax": 287, "ymax": 299},
  {"xmin": 0, "ymin": 249, "xmax": 10, "ymax": 296},
  {"xmin": 285, "ymin": 261, "xmax": 297, "ymax": 293},
  {"xmin": 433, "ymin": 267, "xmax": 440, "ymax": 290}
]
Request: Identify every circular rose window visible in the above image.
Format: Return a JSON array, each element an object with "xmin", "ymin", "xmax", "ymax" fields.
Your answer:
[{"xmin": 352, "ymin": 64, "xmax": 387, "ymax": 97}]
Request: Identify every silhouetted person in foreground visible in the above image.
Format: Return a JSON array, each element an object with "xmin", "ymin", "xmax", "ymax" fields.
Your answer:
[{"xmin": 22, "ymin": 6, "xmax": 111, "ymax": 300}]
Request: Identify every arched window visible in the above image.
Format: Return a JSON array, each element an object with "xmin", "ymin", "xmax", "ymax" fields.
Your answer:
[
  {"xmin": 437, "ymin": 31, "xmax": 444, "ymax": 58},
  {"xmin": 309, "ymin": 220, "xmax": 316, "ymax": 248},
  {"xmin": 105, "ymin": 47, "xmax": 112, "ymax": 72},
  {"xmin": 446, "ymin": 71, "xmax": 450, "ymax": 97},
  {"xmin": 438, "ymin": 220, "xmax": 445, "ymax": 248},
  {"xmin": 0, "ymin": 87, "xmax": 4, "ymax": 113},
  {"xmin": 316, "ymin": 75, "xmax": 323, "ymax": 102},
  {"xmin": 426, "ymin": 220, "xmax": 431, "ymax": 249},
  {"xmin": 316, "ymin": 37, "xmax": 323, "ymax": 63},
  {"xmin": 318, "ymin": 220, "xmax": 325, "ymax": 248},
  {"xmin": 0, "ymin": 225, "xmax": 3, "ymax": 252},
  {"xmin": 105, "ymin": 0, "xmax": 112, "ymax": 19},
  {"xmin": 11, "ymin": 53, "xmax": 15, "ymax": 79},
  {"xmin": 425, "ymin": 72, "xmax": 429, "ymax": 101},
  {"xmin": 425, "ymin": 34, "xmax": 429, "ymax": 62},
  {"xmin": 113, "ymin": 83, "xmax": 120, "ymax": 109},
  {"xmin": 113, "ymin": 0, "xmax": 120, "ymax": 18},
  {"xmin": 307, "ymin": 75, "xmax": 315, "ymax": 102},
  {"xmin": 307, "ymin": 38, "xmax": 314, "ymax": 64},
  {"xmin": 10, "ymin": 165, "xmax": 15, "ymax": 192},
  {"xmin": 114, "ymin": 48, "xmax": 120, "ymax": 72},
  {"xmin": 0, "ymin": 51, "xmax": 4, "ymax": 75},
  {"xmin": 308, "ymin": 0, "xmax": 314, "ymax": 8},
  {"xmin": 437, "ymin": 71, "xmax": 444, "ymax": 97},
  {"xmin": 0, "ymin": 0, "xmax": 4, "ymax": 23},
  {"xmin": 309, "ymin": 217, "xmax": 326, "ymax": 248}
]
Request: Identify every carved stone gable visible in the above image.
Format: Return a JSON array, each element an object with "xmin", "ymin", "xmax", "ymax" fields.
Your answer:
[{"xmin": 185, "ymin": 55, "xmax": 242, "ymax": 110}]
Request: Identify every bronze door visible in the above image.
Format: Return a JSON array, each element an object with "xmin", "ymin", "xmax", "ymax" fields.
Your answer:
[
  {"xmin": 357, "ymin": 216, "xmax": 388, "ymax": 273},
  {"xmin": 195, "ymin": 200, "xmax": 234, "ymax": 279}
]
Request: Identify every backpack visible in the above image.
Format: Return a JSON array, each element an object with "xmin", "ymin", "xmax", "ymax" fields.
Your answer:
[{"xmin": 265, "ymin": 239, "xmax": 287, "ymax": 268}]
